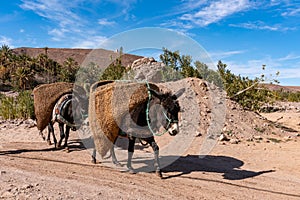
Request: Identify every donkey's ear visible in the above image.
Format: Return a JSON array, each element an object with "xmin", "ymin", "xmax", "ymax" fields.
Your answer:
[
  {"xmin": 149, "ymin": 88, "xmax": 161, "ymax": 98},
  {"xmin": 173, "ymin": 88, "xmax": 185, "ymax": 99}
]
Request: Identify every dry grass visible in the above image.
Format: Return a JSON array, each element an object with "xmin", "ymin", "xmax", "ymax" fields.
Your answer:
[
  {"xmin": 33, "ymin": 82, "xmax": 74, "ymax": 131},
  {"xmin": 89, "ymin": 81, "xmax": 159, "ymax": 157}
]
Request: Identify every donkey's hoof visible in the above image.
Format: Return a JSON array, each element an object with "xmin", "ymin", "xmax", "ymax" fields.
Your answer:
[
  {"xmin": 127, "ymin": 167, "xmax": 136, "ymax": 174},
  {"xmin": 47, "ymin": 140, "xmax": 51, "ymax": 145},
  {"xmin": 156, "ymin": 170, "xmax": 163, "ymax": 178},
  {"xmin": 113, "ymin": 161, "xmax": 123, "ymax": 167},
  {"xmin": 64, "ymin": 147, "xmax": 70, "ymax": 153},
  {"xmin": 91, "ymin": 156, "xmax": 96, "ymax": 164}
]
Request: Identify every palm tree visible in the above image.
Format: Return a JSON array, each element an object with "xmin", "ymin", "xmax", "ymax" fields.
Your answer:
[
  {"xmin": 44, "ymin": 47, "xmax": 48, "ymax": 56},
  {"xmin": 60, "ymin": 57, "xmax": 79, "ymax": 82},
  {"xmin": 12, "ymin": 66, "xmax": 34, "ymax": 89},
  {"xmin": 0, "ymin": 45, "xmax": 13, "ymax": 83},
  {"xmin": 0, "ymin": 45, "xmax": 13, "ymax": 66},
  {"xmin": 12, "ymin": 54, "xmax": 35, "ymax": 89}
]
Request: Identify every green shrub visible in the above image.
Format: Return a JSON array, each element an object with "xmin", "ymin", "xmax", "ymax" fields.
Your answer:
[
  {"xmin": 99, "ymin": 58, "xmax": 126, "ymax": 81},
  {"xmin": 217, "ymin": 61, "xmax": 277, "ymax": 111},
  {"xmin": 0, "ymin": 95, "xmax": 17, "ymax": 119},
  {"xmin": 273, "ymin": 89, "xmax": 300, "ymax": 102},
  {"xmin": 0, "ymin": 90, "xmax": 34, "ymax": 119},
  {"xmin": 16, "ymin": 90, "xmax": 35, "ymax": 119}
]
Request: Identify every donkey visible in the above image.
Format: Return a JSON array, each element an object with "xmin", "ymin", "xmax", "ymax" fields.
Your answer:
[
  {"xmin": 92, "ymin": 86, "xmax": 183, "ymax": 178},
  {"xmin": 47, "ymin": 93, "xmax": 88, "ymax": 150}
]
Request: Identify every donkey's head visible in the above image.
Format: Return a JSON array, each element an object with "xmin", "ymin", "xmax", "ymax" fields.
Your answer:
[{"xmin": 149, "ymin": 88, "xmax": 184, "ymax": 136}]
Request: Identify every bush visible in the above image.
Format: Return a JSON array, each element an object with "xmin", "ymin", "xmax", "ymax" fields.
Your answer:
[
  {"xmin": 217, "ymin": 61, "xmax": 276, "ymax": 111},
  {"xmin": 273, "ymin": 89, "xmax": 300, "ymax": 102},
  {"xmin": 99, "ymin": 58, "xmax": 126, "ymax": 81},
  {"xmin": 0, "ymin": 91, "xmax": 34, "ymax": 119}
]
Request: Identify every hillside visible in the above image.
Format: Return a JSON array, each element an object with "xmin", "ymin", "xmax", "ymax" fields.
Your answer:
[
  {"xmin": 263, "ymin": 83, "xmax": 300, "ymax": 92},
  {"xmin": 12, "ymin": 47, "xmax": 142, "ymax": 67}
]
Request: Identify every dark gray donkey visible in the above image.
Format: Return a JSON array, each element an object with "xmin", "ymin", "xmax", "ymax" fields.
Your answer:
[
  {"xmin": 92, "ymin": 86, "xmax": 184, "ymax": 178},
  {"xmin": 47, "ymin": 93, "xmax": 88, "ymax": 151}
]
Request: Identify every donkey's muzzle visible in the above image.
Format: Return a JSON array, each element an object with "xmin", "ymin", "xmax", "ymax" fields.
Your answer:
[
  {"xmin": 170, "ymin": 129, "xmax": 178, "ymax": 136},
  {"xmin": 168, "ymin": 123, "xmax": 179, "ymax": 136}
]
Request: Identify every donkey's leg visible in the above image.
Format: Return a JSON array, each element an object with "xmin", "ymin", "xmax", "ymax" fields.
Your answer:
[
  {"xmin": 111, "ymin": 142, "xmax": 123, "ymax": 167},
  {"xmin": 63, "ymin": 126, "xmax": 70, "ymax": 152},
  {"xmin": 127, "ymin": 136, "xmax": 136, "ymax": 173},
  {"xmin": 48, "ymin": 122, "xmax": 57, "ymax": 147},
  {"xmin": 47, "ymin": 123, "xmax": 53, "ymax": 145},
  {"xmin": 63, "ymin": 126, "xmax": 70, "ymax": 147},
  {"xmin": 145, "ymin": 136, "xmax": 162, "ymax": 178},
  {"xmin": 91, "ymin": 148, "xmax": 97, "ymax": 164},
  {"xmin": 57, "ymin": 123, "xmax": 65, "ymax": 148}
]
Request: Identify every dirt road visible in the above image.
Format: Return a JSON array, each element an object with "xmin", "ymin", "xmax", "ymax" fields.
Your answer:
[{"xmin": 0, "ymin": 125, "xmax": 299, "ymax": 200}]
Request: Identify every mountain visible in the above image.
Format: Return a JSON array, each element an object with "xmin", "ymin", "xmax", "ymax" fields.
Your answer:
[{"xmin": 12, "ymin": 47, "xmax": 143, "ymax": 67}]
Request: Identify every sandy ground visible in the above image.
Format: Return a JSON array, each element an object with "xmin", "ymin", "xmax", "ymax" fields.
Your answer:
[{"xmin": 0, "ymin": 118, "xmax": 299, "ymax": 200}]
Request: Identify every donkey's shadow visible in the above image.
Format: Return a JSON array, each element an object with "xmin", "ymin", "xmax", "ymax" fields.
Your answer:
[{"xmin": 134, "ymin": 154, "xmax": 274, "ymax": 180}]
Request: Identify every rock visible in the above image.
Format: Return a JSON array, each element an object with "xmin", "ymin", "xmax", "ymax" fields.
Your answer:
[
  {"xmin": 24, "ymin": 119, "xmax": 36, "ymax": 128},
  {"xmin": 284, "ymin": 136, "xmax": 292, "ymax": 141},
  {"xmin": 20, "ymin": 184, "xmax": 33, "ymax": 190},
  {"xmin": 219, "ymin": 134, "xmax": 229, "ymax": 141},
  {"xmin": 131, "ymin": 57, "xmax": 156, "ymax": 68},
  {"xmin": 200, "ymin": 111, "xmax": 207, "ymax": 117},
  {"xmin": 195, "ymin": 132, "xmax": 202, "ymax": 137},
  {"xmin": 229, "ymin": 138, "xmax": 239, "ymax": 144},
  {"xmin": 253, "ymin": 136, "xmax": 263, "ymax": 140}
]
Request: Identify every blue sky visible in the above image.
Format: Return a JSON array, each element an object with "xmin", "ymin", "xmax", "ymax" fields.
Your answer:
[{"xmin": 0, "ymin": 0, "xmax": 300, "ymax": 86}]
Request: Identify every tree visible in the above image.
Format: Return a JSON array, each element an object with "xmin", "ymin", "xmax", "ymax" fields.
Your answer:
[
  {"xmin": 99, "ymin": 58, "xmax": 126, "ymax": 80},
  {"xmin": 159, "ymin": 48, "xmax": 200, "ymax": 80},
  {"xmin": 12, "ymin": 66, "xmax": 34, "ymax": 90},
  {"xmin": 11, "ymin": 54, "xmax": 35, "ymax": 89},
  {"xmin": 0, "ymin": 45, "xmax": 13, "ymax": 83},
  {"xmin": 0, "ymin": 45, "xmax": 12, "ymax": 67},
  {"xmin": 59, "ymin": 57, "xmax": 79, "ymax": 82},
  {"xmin": 159, "ymin": 48, "xmax": 181, "ymax": 71},
  {"xmin": 195, "ymin": 61, "xmax": 223, "ymax": 87}
]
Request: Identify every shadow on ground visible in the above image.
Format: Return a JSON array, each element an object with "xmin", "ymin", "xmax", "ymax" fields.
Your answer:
[
  {"xmin": 131, "ymin": 154, "xmax": 274, "ymax": 180},
  {"xmin": 0, "ymin": 138, "xmax": 87, "ymax": 155}
]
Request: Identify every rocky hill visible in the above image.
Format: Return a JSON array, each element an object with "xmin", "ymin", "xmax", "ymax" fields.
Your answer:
[
  {"xmin": 263, "ymin": 83, "xmax": 300, "ymax": 92},
  {"xmin": 12, "ymin": 47, "xmax": 142, "ymax": 67}
]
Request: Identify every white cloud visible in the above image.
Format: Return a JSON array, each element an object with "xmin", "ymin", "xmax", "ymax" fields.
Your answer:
[
  {"xmin": 98, "ymin": 18, "xmax": 116, "ymax": 26},
  {"xmin": 220, "ymin": 54, "xmax": 300, "ymax": 85},
  {"xmin": 19, "ymin": 0, "xmax": 138, "ymax": 44},
  {"xmin": 160, "ymin": 20, "xmax": 194, "ymax": 33},
  {"xmin": 48, "ymin": 28, "xmax": 69, "ymax": 41},
  {"xmin": 209, "ymin": 50, "xmax": 245, "ymax": 60},
  {"xmin": 20, "ymin": 0, "xmax": 85, "ymax": 41},
  {"xmin": 106, "ymin": 0, "xmax": 137, "ymax": 15},
  {"xmin": 282, "ymin": 7, "xmax": 300, "ymax": 16},
  {"xmin": 0, "ymin": 36, "xmax": 13, "ymax": 47},
  {"xmin": 278, "ymin": 53, "xmax": 300, "ymax": 61},
  {"xmin": 72, "ymin": 36, "xmax": 108, "ymax": 49},
  {"xmin": 230, "ymin": 21, "xmax": 295, "ymax": 31},
  {"xmin": 180, "ymin": 0, "xmax": 251, "ymax": 27}
]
